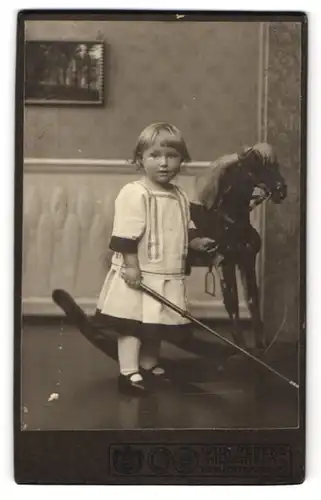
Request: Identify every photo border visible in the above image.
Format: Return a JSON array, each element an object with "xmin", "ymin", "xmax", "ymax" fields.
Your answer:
[{"xmin": 14, "ymin": 9, "xmax": 307, "ymax": 485}]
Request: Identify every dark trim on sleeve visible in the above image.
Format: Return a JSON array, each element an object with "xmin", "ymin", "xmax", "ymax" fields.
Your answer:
[{"xmin": 109, "ymin": 236, "xmax": 138, "ymax": 253}]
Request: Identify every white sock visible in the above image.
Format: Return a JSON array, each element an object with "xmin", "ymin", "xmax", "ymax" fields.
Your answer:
[{"xmin": 118, "ymin": 335, "xmax": 141, "ymax": 377}]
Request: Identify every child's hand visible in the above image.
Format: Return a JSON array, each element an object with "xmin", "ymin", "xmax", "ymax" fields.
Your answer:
[
  {"xmin": 121, "ymin": 266, "xmax": 141, "ymax": 289},
  {"xmin": 189, "ymin": 237, "xmax": 218, "ymax": 254}
]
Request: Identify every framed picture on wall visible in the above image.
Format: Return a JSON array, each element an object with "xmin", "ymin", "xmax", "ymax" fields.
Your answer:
[{"xmin": 24, "ymin": 41, "xmax": 104, "ymax": 105}]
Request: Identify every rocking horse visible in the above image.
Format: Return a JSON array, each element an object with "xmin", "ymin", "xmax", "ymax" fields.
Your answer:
[{"xmin": 188, "ymin": 143, "xmax": 287, "ymax": 351}]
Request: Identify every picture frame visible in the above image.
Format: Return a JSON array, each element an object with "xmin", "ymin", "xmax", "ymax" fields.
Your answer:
[{"xmin": 24, "ymin": 40, "xmax": 104, "ymax": 106}]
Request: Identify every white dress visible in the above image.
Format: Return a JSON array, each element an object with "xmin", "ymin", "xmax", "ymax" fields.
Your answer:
[{"xmin": 97, "ymin": 179, "xmax": 194, "ymax": 325}]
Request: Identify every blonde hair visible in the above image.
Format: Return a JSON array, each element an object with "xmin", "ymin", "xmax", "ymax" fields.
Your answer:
[{"xmin": 132, "ymin": 122, "xmax": 191, "ymax": 165}]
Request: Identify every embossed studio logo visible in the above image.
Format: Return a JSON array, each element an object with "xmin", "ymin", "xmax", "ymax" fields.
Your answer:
[
  {"xmin": 173, "ymin": 447, "xmax": 198, "ymax": 474},
  {"xmin": 148, "ymin": 447, "xmax": 172, "ymax": 474},
  {"xmin": 112, "ymin": 445, "xmax": 143, "ymax": 474}
]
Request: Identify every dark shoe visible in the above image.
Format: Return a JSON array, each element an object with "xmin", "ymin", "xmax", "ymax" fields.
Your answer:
[
  {"xmin": 117, "ymin": 372, "xmax": 149, "ymax": 396},
  {"xmin": 141, "ymin": 365, "xmax": 171, "ymax": 386}
]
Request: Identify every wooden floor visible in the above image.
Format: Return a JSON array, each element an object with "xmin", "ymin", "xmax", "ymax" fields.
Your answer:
[{"xmin": 20, "ymin": 320, "xmax": 299, "ymax": 430}]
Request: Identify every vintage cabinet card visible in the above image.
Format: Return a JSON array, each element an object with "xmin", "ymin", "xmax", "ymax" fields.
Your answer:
[{"xmin": 14, "ymin": 10, "xmax": 306, "ymax": 485}]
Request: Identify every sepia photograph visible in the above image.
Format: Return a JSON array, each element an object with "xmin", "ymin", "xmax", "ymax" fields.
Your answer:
[{"xmin": 15, "ymin": 11, "xmax": 306, "ymax": 484}]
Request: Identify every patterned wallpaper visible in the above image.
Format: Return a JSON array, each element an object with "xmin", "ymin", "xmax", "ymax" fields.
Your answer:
[
  {"xmin": 263, "ymin": 22, "xmax": 302, "ymax": 341},
  {"xmin": 24, "ymin": 20, "xmax": 260, "ymax": 160}
]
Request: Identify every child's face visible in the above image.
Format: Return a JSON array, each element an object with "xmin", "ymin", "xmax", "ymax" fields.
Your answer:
[{"xmin": 141, "ymin": 140, "xmax": 182, "ymax": 186}]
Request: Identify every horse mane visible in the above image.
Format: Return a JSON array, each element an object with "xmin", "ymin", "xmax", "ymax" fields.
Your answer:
[{"xmin": 194, "ymin": 153, "xmax": 239, "ymax": 209}]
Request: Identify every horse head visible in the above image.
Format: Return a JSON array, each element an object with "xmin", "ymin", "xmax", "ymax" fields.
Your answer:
[{"xmin": 241, "ymin": 143, "xmax": 287, "ymax": 205}]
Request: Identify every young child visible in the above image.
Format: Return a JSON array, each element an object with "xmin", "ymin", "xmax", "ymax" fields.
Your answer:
[{"xmin": 95, "ymin": 123, "xmax": 214, "ymax": 395}]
